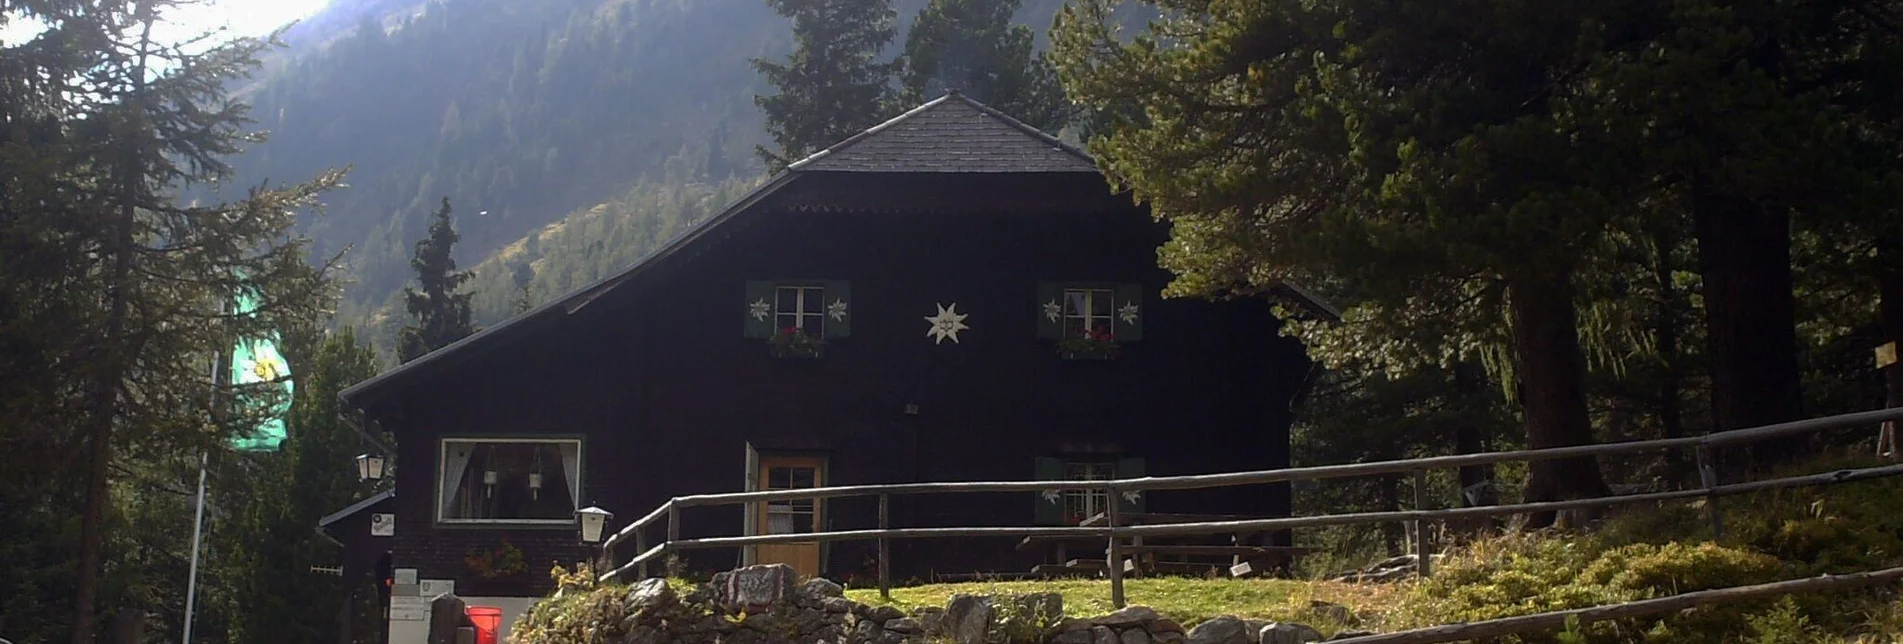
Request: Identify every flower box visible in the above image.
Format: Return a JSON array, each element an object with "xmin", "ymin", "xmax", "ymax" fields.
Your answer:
[
  {"xmin": 768, "ymin": 327, "xmax": 826, "ymax": 359},
  {"xmin": 1057, "ymin": 326, "xmax": 1120, "ymax": 360}
]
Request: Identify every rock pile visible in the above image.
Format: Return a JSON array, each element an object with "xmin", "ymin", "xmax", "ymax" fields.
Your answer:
[{"xmin": 604, "ymin": 563, "xmax": 1354, "ymax": 644}]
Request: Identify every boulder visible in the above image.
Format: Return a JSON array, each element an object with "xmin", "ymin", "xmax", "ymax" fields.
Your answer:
[
  {"xmin": 913, "ymin": 607, "xmax": 945, "ymax": 636},
  {"xmin": 1092, "ymin": 606, "xmax": 1162, "ymax": 628},
  {"xmin": 804, "ymin": 577, "xmax": 846, "ymax": 599},
  {"xmin": 852, "ymin": 618, "xmax": 882, "ymax": 644},
  {"xmin": 623, "ymin": 578, "xmax": 678, "ymax": 621},
  {"xmin": 1327, "ymin": 630, "xmax": 1375, "ymax": 641},
  {"xmin": 1258, "ymin": 622, "xmax": 1324, "ymax": 644},
  {"xmin": 1053, "ymin": 629, "xmax": 1098, "ymax": 644},
  {"xmin": 884, "ymin": 617, "xmax": 923, "ymax": 634},
  {"xmin": 943, "ymin": 595, "xmax": 994, "ymax": 644},
  {"xmin": 1053, "ymin": 618, "xmax": 1096, "ymax": 634},
  {"xmin": 1242, "ymin": 621, "xmax": 1268, "ymax": 644},
  {"xmin": 823, "ymin": 597, "xmax": 858, "ymax": 614},
  {"xmin": 1092, "ymin": 626, "xmax": 1120, "ymax": 644},
  {"xmin": 1121, "ymin": 627, "xmax": 1155, "ymax": 644},
  {"xmin": 1148, "ymin": 619, "xmax": 1186, "ymax": 635},
  {"xmin": 1186, "ymin": 617, "xmax": 1250, "ymax": 644},
  {"xmin": 1154, "ymin": 632, "xmax": 1187, "ymax": 644},
  {"xmin": 869, "ymin": 604, "xmax": 907, "ymax": 623},
  {"xmin": 716, "ymin": 564, "xmax": 797, "ymax": 614}
]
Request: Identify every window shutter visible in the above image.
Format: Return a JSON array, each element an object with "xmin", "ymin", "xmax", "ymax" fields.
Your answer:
[
  {"xmin": 1033, "ymin": 457, "xmax": 1064, "ymax": 525},
  {"xmin": 1114, "ymin": 283, "xmax": 1144, "ymax": 342},
  {"xmin": 820, "ymin": 280, "xmax": 851, "ymax": 339},
  {"xmin": 743, "ymin": 280, "xmax": 775, "ymax": 338},
  {"xmin": 1036, "ymin": 282, "xmax": 1061, "ymax": 339},
  {"xmin": 1115, "ymin": 457, "xmax": 1147, "ymax": 515}
]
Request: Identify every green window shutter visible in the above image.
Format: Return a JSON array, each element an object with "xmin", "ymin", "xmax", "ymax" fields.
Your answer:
[
  {"xmin": 820, "ymin": 280, "xmax": 851, "ymax": 339},
  {"xmin": 1115, "ymin": 457, "xmax": 1147, "ymax": 515},
  {"xmin": 1033, "ymin": 457, "xmax": 1064, "ymax": 526},
  {"xmin": 1114, "ymin": 283, "xmax": 1144, "ymax": 342},
  {"xmin": 1036, "ymin": 281, "xmax": 1062, "ymax": 339},
  {"xmin": 743, "ymin": 280, "xmax": 775, "ymax": 338}
]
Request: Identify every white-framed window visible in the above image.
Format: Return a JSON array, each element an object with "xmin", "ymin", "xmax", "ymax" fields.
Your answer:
[
  {"xmin": 775, "ymin": 285, "xmax": 826, "ymax": 336},
  {"xmin": 1062, "ymin": 461, "xmax": 1116, "ymax": 525},
  {"xmin": 1062, "ymin": 288, "xmax": 1115, "ymax": 339},
  {"xmin": 437, "ymin": 438, "xmax": 582, "ymax": 524}
]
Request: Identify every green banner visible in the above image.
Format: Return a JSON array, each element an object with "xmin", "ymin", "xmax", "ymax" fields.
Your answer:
[{"xmin": 230, "ymin": 288, "xmax": 292, "ymax": 452}]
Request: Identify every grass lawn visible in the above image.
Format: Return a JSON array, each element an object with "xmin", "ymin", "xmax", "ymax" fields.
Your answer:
[{"xmin": 844, "ymin": 577, "xmax": 1399, "ymax": 632}]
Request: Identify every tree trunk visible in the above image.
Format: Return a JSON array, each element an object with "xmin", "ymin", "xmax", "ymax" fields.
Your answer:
[
  {"xmin": 1654, "ymin": 225, "xmax": 1687, "ymax": 484},
  {"xmin": 1378, "ymin": 475, "xmax": 1404, "ymax": 557},
  {"xmin": 1692, "ymin": 184, "xmax": 1806, "ymax": 465},
  {"xmin": 74, "ymin": 9, "xmax": 154, "ymax": 643},
  {"xmin": 1507, "ymin": 266, "xmax": 1608, "ymax": 527}
]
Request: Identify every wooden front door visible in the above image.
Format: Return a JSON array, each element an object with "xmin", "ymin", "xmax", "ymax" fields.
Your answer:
[{"xmin": 755, "ymin": 455, "xmax": 824, "ymax": 577}]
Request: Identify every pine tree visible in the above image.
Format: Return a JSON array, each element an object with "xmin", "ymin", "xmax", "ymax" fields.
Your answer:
[
  {"xmin": 752, "ymin": 0, "xmax": 899, "ymax": 170},
  {"xmin": 399, "ymin": 197, "xmax": 478, "ymax": 363},
  {"xmin": 900, "ymin": 0, "xmax": 1068, "ymax": 130},
  {"xmin": 6, "ymin": 2, "xmax": 349, "ymax": 640},
  {"xmin": 1053, "ymin": 0, "xmax": 1624, "ymax": 511}
]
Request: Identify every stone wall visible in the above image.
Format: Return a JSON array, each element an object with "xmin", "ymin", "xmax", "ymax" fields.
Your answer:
[{"xmin": 514, "ymin": 564, "xmax": 1370, "ymax": 644}]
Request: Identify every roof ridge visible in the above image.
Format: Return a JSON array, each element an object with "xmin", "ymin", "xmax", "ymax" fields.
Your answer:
[
  {"xmin": 784, "ymin": 94, "xmax": 961, "ymax": 172},
  {"xmin": 786, "ymin": 92, "xmax": 1097, "ymax": 173}
]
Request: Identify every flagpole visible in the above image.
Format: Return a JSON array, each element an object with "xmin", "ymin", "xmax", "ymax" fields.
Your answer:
[
  {"xmin": 182, "ymin": 450, "xmax": 208, "ymax": 644},
  {"xmin": 183, "ymin": 337, "xmax": 223, "ymax": 644}
]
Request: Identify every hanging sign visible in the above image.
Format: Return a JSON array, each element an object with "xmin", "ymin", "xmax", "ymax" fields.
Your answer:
[
  {"xmin": 370, "ymin": 513, "xmax": 395, "ymax": 537},
  {"xmin": 1878, "ymin": 341, "xmax": 1898, "ymax": 370}
]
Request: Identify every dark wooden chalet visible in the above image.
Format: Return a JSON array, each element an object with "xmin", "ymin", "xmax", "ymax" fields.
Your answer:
[{"xmin": 335, "ymin": 93, "xmax": 1318, "ymax": 641}]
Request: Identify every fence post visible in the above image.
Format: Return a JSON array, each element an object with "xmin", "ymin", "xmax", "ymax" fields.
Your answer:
[
  {"xmin": 1696, "ymin": 446, "xmax": 1723, "ymax": 539},
  {"xmin": 878, "ymin": 493, "xmax": 891, "ymax": 601},
  {"xmin": 1107, "ymin": 484, "xmax": 1125, "ymax": 609},
  {"xmin": 635, "ymin": 524, "xmax": 649, "ymax": 579},
  {"xmin": 1413, "ymin": 468, "xmax": 1431, "ymax": 578},
  {"xmin": 667, "ymin": 502, "xmax": 681, "ymax": 573}
]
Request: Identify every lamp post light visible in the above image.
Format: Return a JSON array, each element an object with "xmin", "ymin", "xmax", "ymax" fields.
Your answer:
[
  {"xmin": 356, "ymin": 453, "xmax": 385, "ymax": 481},
  {"xmin": 577, "ymin": 505, "xmax": 613, "ymax": 544}
]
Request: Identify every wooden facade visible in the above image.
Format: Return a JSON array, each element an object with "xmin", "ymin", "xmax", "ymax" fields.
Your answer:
[{"xmin": 338, "ymin": 96, "xmax": 1314, "ymax": 601}]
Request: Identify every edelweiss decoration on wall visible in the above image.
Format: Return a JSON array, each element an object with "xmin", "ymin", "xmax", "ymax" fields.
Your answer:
[
  {"xmin": 1118, "ymin": 302, "xmax": 1140, "ymax": 324},
  {"xmin": 827, "ymin": 298, "xmax": 849, "ymax": 321},
  {"xmin": 748, "ymin": 298, "xmax": 771, "ymax": 321},
  {"xmin": 925, "ymin": 302, "xmax": 969, "ymax": 344},
  {"xmin": 1043, "ymin": 299, "xmax": 1062, "ymax": 323}
]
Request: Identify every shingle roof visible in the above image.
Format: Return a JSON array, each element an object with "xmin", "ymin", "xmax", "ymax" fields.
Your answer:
[
  {"xmin": 340, "ymin": 95, "xmax": 1108, "ymax": 409},
  {"xmin": 786, "ymin": 93, "xmax": 1099, "ymax": 174}
]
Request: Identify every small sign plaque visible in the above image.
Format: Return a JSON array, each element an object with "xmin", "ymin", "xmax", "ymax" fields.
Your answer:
[
  {"xmin": 394, "ymin": 568, "xmax": 418, "ymax": 586},
  {"xmin": 1878, "ymin": 342, "xmax": 1898, "ymax": 369},
  {"xmin": 1229, "ymin": 561, "xmax": 1254, "ymax": 578},
  {"xmin": 420, "ymin": 579, "xmax": 456, "ymax": 598},
  {"xmin": 370, "ymin": 513, "xmax": 394, "ymax": 537}
]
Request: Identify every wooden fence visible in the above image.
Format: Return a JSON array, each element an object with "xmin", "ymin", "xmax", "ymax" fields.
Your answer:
[{"xmin": 599, "ymin": 406, "xmax": 1903, "ymax": 608}]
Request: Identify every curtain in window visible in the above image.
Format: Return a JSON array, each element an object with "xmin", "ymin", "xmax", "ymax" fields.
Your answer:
[
  {"xmin": 558, "ymin": 441, "xmax": 580, "ymax": 508},
  {"xmin": 440, "ymin": 443, "xmax": 473, "ymax": 518}
]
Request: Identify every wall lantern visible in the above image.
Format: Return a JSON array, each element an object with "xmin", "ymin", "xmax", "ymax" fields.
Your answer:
[
  {"xmin": 576, "ymin": 506, "xmax": 613, "ymax": 544},
  {"xmin": 356, "ymin": 453, "xmax": 385, "ymax": 481}
]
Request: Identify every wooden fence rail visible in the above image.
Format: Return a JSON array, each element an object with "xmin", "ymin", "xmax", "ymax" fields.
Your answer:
[{"xmin": 598, "ymin": 406, "xmax": 1903, "ymax": 608}]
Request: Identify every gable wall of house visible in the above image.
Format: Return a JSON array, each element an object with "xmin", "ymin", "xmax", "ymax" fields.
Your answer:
[{"xmin": 378, "ymin": 179, "xmax": 1309, "ymax": 594}]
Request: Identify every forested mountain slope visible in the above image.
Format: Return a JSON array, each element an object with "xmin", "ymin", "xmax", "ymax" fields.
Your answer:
[{"xmin": 213, "ymin": 0, "xmax": 1095, "ymax": 350}]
